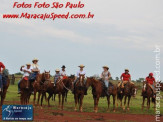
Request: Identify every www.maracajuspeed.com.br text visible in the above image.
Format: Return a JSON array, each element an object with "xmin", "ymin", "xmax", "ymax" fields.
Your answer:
[{"xmin": 2, "ymin": 12, "xmax": 94, "ymax": 20}]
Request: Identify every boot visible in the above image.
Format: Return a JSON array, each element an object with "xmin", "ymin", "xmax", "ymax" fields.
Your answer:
[{"xmin": 105, "ymin": 87, "xmax": 109, "ymax": 96}]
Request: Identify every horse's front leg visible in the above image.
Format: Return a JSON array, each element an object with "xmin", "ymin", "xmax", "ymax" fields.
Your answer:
[
  {"xmin": 127, "ymin": 96, "xmax": 131, "ymax": 111},
  {"xmin": 147, "ymin": 97, "xmax": 150, "ymax": 110},
  {"xmin": 58, "ymin": 94, "xmax": 61, "ymax": 109},
  {"xmin": 107, "ymin": 96, "xmax": 110, "ymax": 112},
  {"xmin": 33, "ymin": 90, "xmax": 36, "ymax": 106},
  {"xmin": 37, "ymin": 92, "xmax": 41, "ymax": 106},
  {"xmin": 113, "ymin": 95, "xmax": 116, "ymax": 112},
  {"xmin": 74, "ymin": 94, "xmax": 78, "ymax": 111},
  {"xmin": 142, "ymin": 97, "xmax": 145, "ymax": 110},
  {"xmin": 94, "ymin": 96, "xmax": 99, "ymax": 113},
  {"xmin": 61, "ymin": 93, "xmax": 65, "ymax": 110},
  {"xmin": 123, "ymin": 96, "xmax": 127, "ymax": 110},
  {"xmin": 79, "ymin": 94, "xmax": 84, "ymax": 112},
  {"xmin": 48, "ymin": 93, "xmax": 52, "ymax": 107}
]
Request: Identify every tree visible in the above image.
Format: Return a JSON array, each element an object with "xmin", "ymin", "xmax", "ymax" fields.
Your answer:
[
  {"xmin": 15, "ymin": 72, "xmax": 23, "ymax": 75},
  {"xmin": 136, "ymin": 78, "xmax": 145, "ymax": 82}
]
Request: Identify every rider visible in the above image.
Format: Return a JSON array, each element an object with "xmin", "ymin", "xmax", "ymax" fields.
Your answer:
[
  {"xmin": 73, "ymin": 64, "xmax": 87, "ymax": 95},
  {"xmin": 0, "ymin": 62, "xmax": 5, "ymax": 92},
  {"xmin": 60, "ymin": 65, "xmax": 67, "ymax": 80},
  {"xmin": 145, "ymin": 73, "xmax": 156, "ymax": 98},
  {"xmin": 118, "ymin": 69, "xmax": 134, "ymax": 89},
  {"xmin": 101, "ymin": 66, "xmax": 111, "ymax": 96},
  {"xmin": 18, "ymin": 64, "xmax": 32, "ymax": 94},
  {"xmin": 54, "ymin": 69, "xmax": 61, "ymax": 86},
  {"xmin": 29, "ymin": 58, "xmax": 40, "ymax": 81}
]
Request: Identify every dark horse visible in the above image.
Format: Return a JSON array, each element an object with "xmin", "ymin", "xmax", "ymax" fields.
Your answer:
[
  {"xmin": 0, "ymin": 75, "xmax": 10, "ymax": 106},
  {"xmin": 44, "ymin": 75, "xmax": 75, "ymax": 110},
  {"xmin": 86, "ymin": 77, "xmax": 117, "ymax": 113},
  {"xmin": 117, "ymin": 82, "xmax": 137, "ymax": 111},
  {"xmin": 74, "ymin": 74, "xmax": 87, "ymax": 112},
  {"xmin": 19, "ymin": 76, "xmax": 33, "ymax": 105},
  {"xmin": 142, "ymin": 81, "xmax": 155, "ymax": 110},
  {"xmin": 33, "ymin": 71, "xmax": 49, "ymax": 107}
]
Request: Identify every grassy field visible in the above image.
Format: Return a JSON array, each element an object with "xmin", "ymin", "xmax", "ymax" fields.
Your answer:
[{"xmin": 5, "ymin": 79, "xmax": 163, "ymax": 115}]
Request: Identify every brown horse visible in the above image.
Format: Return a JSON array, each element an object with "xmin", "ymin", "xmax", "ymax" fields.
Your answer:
[
  {"xmin": 117, "ymin": 82, "xmax": 137, "ymax": 111},
  {"xmin": 0, "ymin": 75, "xmax": 10, "ymax": 106},
  {"xmin": 74, "ymin": 74, "xmax": 87, "ymax": 112},
  {"xmin": 19, "ymin": 77, "xmax": 32, "ymax": 105},
  {"xmin": 45, "ymin": 75, "xmax": 75, "ymax": 110},
  {"xmin": 86, "ymin": 77, "xmax": 117, "ymax": 113},
  {"xmin": 33, "ymin": 71, "xmax": 49, "ymax": 107},
  {"xmin": 142, "ymin": 81, "xmax": 155, "ymax": 110}
]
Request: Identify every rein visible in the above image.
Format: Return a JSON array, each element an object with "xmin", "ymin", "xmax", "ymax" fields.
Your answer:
[{"xmin": 56, "ymin": 79, "xmax": 71, "ymax": 91}]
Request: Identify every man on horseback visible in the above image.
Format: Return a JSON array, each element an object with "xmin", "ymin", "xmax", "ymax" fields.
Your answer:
[
  {"xmin": 18, "ymin": 64, "xmax": 32, "ymax": 94},
  {"xmin": 101, "ymin": 66, "xmax": 111, "ymax": 96},
  {"xmin": 29, "ymin": 58, "xmax": 40, "ymax": 82},
  {"xmin": 54, "ymin": 69, "xmax": 61, "ymax": 86},
  {"xmin": 118, "ymin": 69, "xmax": 134, "ymax": 91},
  {"xmin": 60, "ymin": 65, "xmax": 67, "ymax": 80},
  {"xmin": 0, "ymin": 62, "xmax": 5, "ymax": 92},
  {"xmin": 145, "ymin": 73, "xmax": 156, "ymax": 98},
  {"xmin": 73, "ymin": 64, "xmax": 87, "ymax": 95}
]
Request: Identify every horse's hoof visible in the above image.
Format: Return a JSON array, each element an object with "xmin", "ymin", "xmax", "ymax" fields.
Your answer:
[{"xmin": 95, "ymin": 110, "xmax": 97, "ymax": 113}]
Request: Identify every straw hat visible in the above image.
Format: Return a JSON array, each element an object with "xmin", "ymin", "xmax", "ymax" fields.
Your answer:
[
  {"xmin": 125, "ymin": 69, "xmax": 129, "ymax": 72},
  {"xmin": 78, "ymin": 64, "xmax": 85, "ymax": 68},
  {"xmin": 55, "ymin": 69, "xmax": 60, "ymax": 72},
  {"xmin": 32, "ymin": 58, "xmax": 39, "ymax": 62},
  {"xmin": 103, "ymin": 65, "xmax": 109, "ymax": 69},
  {"xmin": 26, "ymin": 63, "xmax": 31, "ymax": 66}
]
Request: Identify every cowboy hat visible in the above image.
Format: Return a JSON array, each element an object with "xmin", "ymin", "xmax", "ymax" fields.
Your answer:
[
  {"xmin": 61, "ymin": 65, "xmax": 66, "ymax": 68},
  {"xmin": 32, "ymin": 58, "xmax": 39, "ymax": 62},
  {"xmin": 78, "ymin": 64, "xmax": 85, "ymax": 68},
  {"xmin": 125, "ymin": 69, "xmax": 129, "ymax": 71},
  {"xmin": 103, "ymin": 65, "xmax": 109, "ymax": 69},
  {"xmin": 26, "ymin": 63, "xmax": 31, "ymax": 66},
  {"xmin": 55, "ymin": 69, "xmax": 60, "ymax": 72}
]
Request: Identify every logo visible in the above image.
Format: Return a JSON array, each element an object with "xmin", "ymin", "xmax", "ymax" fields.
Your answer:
[{"xmin": 2, "ymin": 105, "xmax": 33, "ymax": 121}]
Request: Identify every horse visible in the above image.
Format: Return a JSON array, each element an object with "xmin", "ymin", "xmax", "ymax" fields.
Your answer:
[
  {"xmin": 117, "ymin": 81, "xmax": 137, "ymax": 111},
  {"xmin": 45, "ymin": 75, "xmax": 75, "ymax": 110},
  {"xmin": 0, "ymin": 75, "xmax": 10, "ymax": 106},
  {"xmin": 33, "ymin": 71, "xmax": 47, "ymax": 107},
  {"xmin": 74, "ymin": 74, "xmax": 87, "ymax": 112},
  {"xmin": 86, "ymin": 77, "xmax": 117, "ymax": 113},
  {"xmin": 19, "ymin": 76, "xmax": 32, "ymax": 105},
  {"xmin": 142, "ymin": 81, "xmax": 155, "ymax": 110}
]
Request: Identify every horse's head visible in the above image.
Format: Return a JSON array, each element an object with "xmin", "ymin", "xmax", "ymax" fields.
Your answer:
[
  {"xmin": 68, "ymin": 74, "xmax": 75, "ymax": 89},
  {"xmin": 86, "ymin": 77, "xmax": 94, "ymax": 88},
  {"xmin": 78, "ymin": 74, "xmax": 85, "ymax": 86},
  {"xmin": 44, "ymin": 70, "xmax": 50, "ymax": 80},
  {"xmin": 131, "ymin": 84, "xmax": 137, "ymax": 97}
]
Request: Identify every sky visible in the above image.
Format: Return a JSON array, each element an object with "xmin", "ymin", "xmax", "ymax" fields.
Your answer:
[{"xmin": 0, "ymin": 0, "xmax": 163, "ymax": 80}]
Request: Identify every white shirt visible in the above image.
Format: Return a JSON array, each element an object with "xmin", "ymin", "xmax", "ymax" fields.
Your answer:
[
  {"xmin": 31, "ymin": 64, "xmax": 39, "ymax": 70},
  {"xmin": 60, "ymin": 70, "xmax": 66, "ymax": 76},
  {"xmin": 77, "ymin": 70, "xmax": 86, "ymax": 77},
  {"xmin": 22, "ymin": 67, "xmax": 32, "ymax": 77}
]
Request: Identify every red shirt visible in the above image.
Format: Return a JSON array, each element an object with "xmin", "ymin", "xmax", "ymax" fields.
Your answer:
[
  {"xmin": 0, "ymin": 62, "xmax": 5, "ymax": 72},
  {"xmin": 121, "ymin": 73, "xmax": 131, "ymax": 81},
  {"xmin": 146, "ymin": 76, "xmax": 155, "ymax": 85}
]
